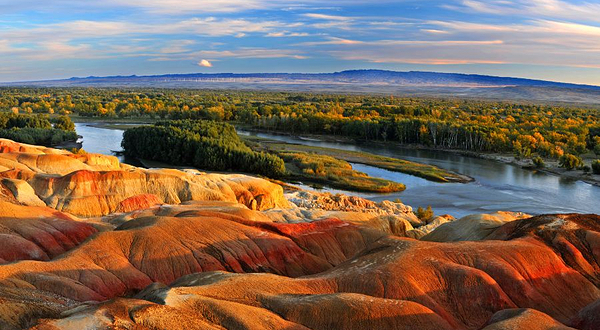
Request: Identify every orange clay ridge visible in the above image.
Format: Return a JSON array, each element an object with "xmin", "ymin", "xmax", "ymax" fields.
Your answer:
[{"xmin": 0, "ymin": 138, "xmax": 597, "ymax": 330}]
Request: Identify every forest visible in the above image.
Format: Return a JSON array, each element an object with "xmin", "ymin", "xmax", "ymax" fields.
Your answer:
[
  {"xmin": 0, "ymin": 112, "xmax": 77, "ymax": 146},
  {"xmin": 123, "ymin": 119, "xmax": 413, "ymax": 191},
  {"xmin": 1, "ymin": 87, "xmax": 599, "ymax": 169},
  {"xmin": 122, "ymin": 120, "xmax": 286, "ymax": 177}
]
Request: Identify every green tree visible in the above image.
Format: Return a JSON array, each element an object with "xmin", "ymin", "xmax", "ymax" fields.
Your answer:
[
  {"xmin": 592, "ymin": 160, "xmax": 600, "ymax": 174},
  {"xmin": 52, "ymin": 115, "xmax": 75, "ymax": 131},
  {"xmin": 417, "ymin": 206, "xmax": 434, "ymax": 222},
  {"xmin": 559, "ymin": 154, "xmax": 583, "ymax": 171},
  {"xmin": 532, "ymin": 156, "xmax": 545, "ymax": 169}
]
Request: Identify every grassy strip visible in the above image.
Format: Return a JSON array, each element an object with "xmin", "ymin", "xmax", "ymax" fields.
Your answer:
[
  {"xmin": 242, "ymin": 135, "xmax": 405, "ymax": 192},
  {"xmin": 278, "ymin": 151, "xmax": 406, "ymax": 193},
  {"xmin": 245, "ymin": 136, "xmax": 469, "ymax": 183}
]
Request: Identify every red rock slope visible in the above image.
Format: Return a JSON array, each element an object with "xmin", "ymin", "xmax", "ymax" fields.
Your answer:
[
  {"xmin": 2, "ymin": 212, "xmax": 598, "ymax": 330},
  {"xmin": 0, "ymin": 139, "xmax": 598, "ymax": 330}
]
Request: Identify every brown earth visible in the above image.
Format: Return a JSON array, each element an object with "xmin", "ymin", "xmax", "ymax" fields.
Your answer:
[{"xmin": 0, "ymin": 139, "xmax": 598, "ymax": 330}]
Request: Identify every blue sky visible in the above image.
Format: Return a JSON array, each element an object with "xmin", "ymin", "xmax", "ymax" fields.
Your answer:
[{"xmin": 1, "ymin": 0, "xmax": 600, "ymax": 84}]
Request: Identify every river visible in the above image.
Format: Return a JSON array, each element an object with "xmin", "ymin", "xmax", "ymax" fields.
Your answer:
[{"xmin": 75, "ymin": 123, "xmax": 600, "ymax": 218}]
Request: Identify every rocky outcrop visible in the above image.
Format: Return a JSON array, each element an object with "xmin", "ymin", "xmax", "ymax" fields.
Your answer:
[
  {"xmin": 569, "ymin": 299, "xmax": 600, "ymax": 330},
  {"xmin": 287, "ymin": 190, "xmax": 421, "ymax": 226},
  {"xmin": 407, "ymin": 214, "xmax": 455, "ymax": 239},
  {"xmin": 115, "ymin": 193, "xmax": 163, "ymax": 213},
  {"xmin": 422, "ymin": 211, "xmax": 530, "ymax": 242},
  {"xmin": 0, "ymin": 211, "xmax": 597, "ymax": 329},
  {"xmin": 482, "ymin": 309, "xmax": 576, "ymax": 330},
  {"xmin": 29, "ymin": 218, "xmax": 600, "ymax": 329},
  {"xmin": 0, "ymin": 139, "xmax": 599, "ymax": 330},
  {"xmin": 0, "ymin": 207, "xmax": 386, "ymax": 306},
  {"xmin": 0, "ymin": 140, "xmax": 288, "ymax": 216}
]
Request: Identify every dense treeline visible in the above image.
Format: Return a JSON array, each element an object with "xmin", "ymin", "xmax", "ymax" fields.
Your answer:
[
  {"xmin": 0, "ymin": 112, "xmax": 77, "ymax": 145},
  {"xmin": 1, "ymin": 88, "xmax": 599, "ymax": 161},
  {"xmin": 122, "ymin": 120, "xmax": 286, "ymax": 177}
]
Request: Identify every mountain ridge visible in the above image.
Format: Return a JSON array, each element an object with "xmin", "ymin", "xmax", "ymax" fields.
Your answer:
[
  {"xmin": 4, "ymin": 69, "xmax": 600, "ymax": 104},
  {"xmin": 3, "ymin": 69, "xmax": 596, "ymax": 89}
]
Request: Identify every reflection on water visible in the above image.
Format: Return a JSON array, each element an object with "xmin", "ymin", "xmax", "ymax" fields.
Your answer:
[
  {"xmin": 75, "ymin": 124, "xmax": 600, "ymax": 218},
  {"xmin": 239, "ymin": 130, "xmax": 600, "ymax": 218},
  {"xmin": 75, "ymin": 123, "xmax": 128, "ymax": 162}
]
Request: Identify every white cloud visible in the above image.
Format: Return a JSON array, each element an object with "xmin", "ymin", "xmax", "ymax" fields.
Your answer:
[
  {"xmin": 459, "ymin": 0, "xmax": 600, "ymax": 23},
  {"xmin": 198, "ymin": 59, "xmax": 213, "ymax": 67},
  {"xmin": 0, "ymin": 0, "xmax": 403, "ymax": 15},
  {"xmin": 309, "ymin": 18, "xmax": 600, "ymax": 69},
  {"xmin": 267, "ymin": 31, "xmax": 310, "ymax": 37},
  {"xmin": 303, "ymin": 13, "xmax": 353, "ymax": 21}
]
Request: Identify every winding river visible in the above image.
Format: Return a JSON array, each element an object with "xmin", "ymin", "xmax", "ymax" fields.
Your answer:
[{"xmin": 75, "ymin": 123, "xmax": 600, "ymax": 218}]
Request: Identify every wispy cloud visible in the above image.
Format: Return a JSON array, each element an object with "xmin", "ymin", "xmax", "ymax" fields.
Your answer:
[
  {"xmin": 313, "ymin": 18, "xmax": 600, "ymax": 69},
  {"xmin": 192, "ymin": 48, "xmax": 309, "ymax": 60},
  {"xmin": 266, "ymin": 31, "xmax": 310, "ymax": 37},
  {"xmin": 1, "ymin": 0, "xmax": 600, "ymax": 84},
  {"xmin": 303, "ymin": 13, "xmax": 353, "ymax": 21},
  {"xmin": 459, "ymin": 0, "xmax": 600, "ymax": 23}
]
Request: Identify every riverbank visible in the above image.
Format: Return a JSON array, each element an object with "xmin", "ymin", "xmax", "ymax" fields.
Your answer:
[
  {"xmin": 73, "ymin": 120, "xmax": 600, "ymax": 187},
  {"xmin": 471, "ymin": 152, "xmax": 600, "ymax": 188},
  {"xmin": 64, "ymin": 121, "xmax": 600, "ymax": 216},
  {"xmin": 74, "ymin": 121, "xmax": 453, "ymax": 193},
  {"xmin": 244, "ymin": 135, "xmax": 471, "ymax": 184},
  {"xmin": 239, "ymin": 127, "xmax": 600, "ymax": 188}
]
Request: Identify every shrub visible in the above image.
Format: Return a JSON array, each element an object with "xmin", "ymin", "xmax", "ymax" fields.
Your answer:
[
  {"xmin": 417, "ymin": 206, "xmax": 434, "ymax": 222},
  {"xmin": 582, "ymin": 165, "xmax": 591, "ymax": 174},
  {"xmin": 0, "ymin": 113, "xmax": 77, "ymax": 146},
  {"xmin": 592, "ymin": 160, "xmax": 600, "ymax": 174},
  {"xmin": 532, "ymin": 156, "xmax": 545, "ymax": 169},
  {"xmin": 559, "ymin": 154, "xmax": 583, "ymax": 171},
  {"xmin": 0, "ymin": 127, "xmax": 77, "ymax": 146},
  {"xmin": 70, "ymin": 148, "xmax": 87, "ymax": 155}
]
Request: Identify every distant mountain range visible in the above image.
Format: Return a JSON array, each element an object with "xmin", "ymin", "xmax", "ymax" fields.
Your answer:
[{"xmin": 5, "ymin": 70, "xmax": 600, "ymax": 104}]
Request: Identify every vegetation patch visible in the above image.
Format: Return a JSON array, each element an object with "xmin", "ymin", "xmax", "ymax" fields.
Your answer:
[
  {"xmin": 122, "ymin": 119, "xmax": 406, "ymax": 192},
  {"xmin": 4, "ymin": 88, "xmax": 600, "ymax": 170},
  {"xmin": 279, "ymin": 151, "xmax": 405, "ymax": 193},
  {"xmin": 248, "ymin": 138, "xmax": 468, "ymax": 183},
  {"xmin": 0, "ymin": 113, "xmax": 77, "ymax": 146},
  {"xmin": 122, "ymin": 120, "xmax": 286, "ymax": 177}
]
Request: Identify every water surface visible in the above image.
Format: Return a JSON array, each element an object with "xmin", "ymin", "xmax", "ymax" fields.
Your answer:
[
  {"xmin": 75, "ymin": 123, "xmax": 600, "ymax": 218},
  {"xmin": 239, "ymin": 130, "xmax": 600, "ymax": 217},
  {"xmin": 75, "ymin": 123, "xmax": 125, "ymax": 161}
]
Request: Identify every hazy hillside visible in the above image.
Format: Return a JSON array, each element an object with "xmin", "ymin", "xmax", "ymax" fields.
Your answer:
[{"xmin": 5, "ymin": 70, "xmax": 600, "ymax": 104}]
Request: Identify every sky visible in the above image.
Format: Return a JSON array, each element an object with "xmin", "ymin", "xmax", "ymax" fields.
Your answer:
[{"xmin": 1, "ymin": 0, "xmax": 600, "ymax": 84}]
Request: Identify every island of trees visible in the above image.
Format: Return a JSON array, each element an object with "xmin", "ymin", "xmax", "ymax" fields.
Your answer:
[{"xmin": 122, "ymin": 120, "xmax": 286, "ymax": 177}]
